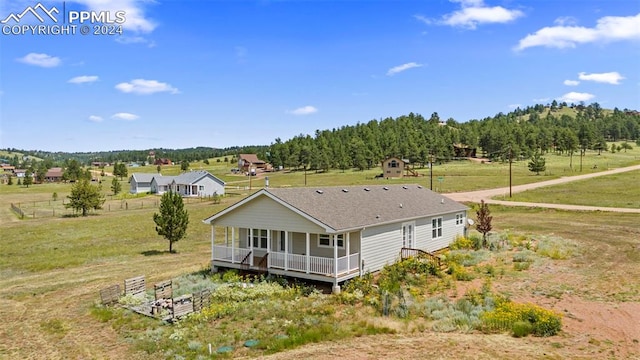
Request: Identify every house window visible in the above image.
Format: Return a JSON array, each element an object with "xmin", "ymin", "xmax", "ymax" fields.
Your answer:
[
  {"xmin": 199, "ymin": 185, "xmax": 204, "ymax": 190},
  {"xmin": 390, "ymin": 160, "xmax": 398, "ymax": 168},
  {"xmin": 456, "ymin": 213, "xmax": 465, "ymax": 226},
  {"xmin": 249, "ymin": 229, "xmax": 268, "ymax": 249},
  {"xmin": 432, "ymin": 217, "xmax": 443, "ymax": 239},
  {"xmin": 318, "ymin": 234, "xmax": 344, "ymax": 248}
]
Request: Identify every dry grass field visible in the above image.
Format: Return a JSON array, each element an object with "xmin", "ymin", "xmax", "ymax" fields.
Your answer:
[{"xmin": 1, "ymin": 151, "xmax": 639, "ymax": 359}]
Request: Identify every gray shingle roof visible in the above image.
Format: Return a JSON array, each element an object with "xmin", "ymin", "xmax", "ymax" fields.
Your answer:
[
  {"xmin": 131, "ymin": 173, "xmax": 156, "ymax": 183},
  {"xmin": 262, "ymin": 185, "xmax": 468, "ymax": 231},
  {"xmin": 175, "ymin": 170, "xmax": 225, "ymax": 186}
]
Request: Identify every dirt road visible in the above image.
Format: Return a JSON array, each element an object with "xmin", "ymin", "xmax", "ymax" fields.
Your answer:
[{"xmin": 445, "ymin": 164, "xmax": 640, "ymax": 213}]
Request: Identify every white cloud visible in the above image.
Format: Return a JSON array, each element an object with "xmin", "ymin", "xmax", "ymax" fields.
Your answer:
[
  {"xmin": 115, "ymin": 79, "xmax": 179, "ymax": 95},
  {"xmin": 578, "ymin": 71, "xmax": 624, "ymax": 85},
  {"xmin": 413, "ymin": 14, "xmax": 432, "ymax": 25},
  {"xmin": 507, "ymin": 104, "xmax": 522, "ymax": 109},
  {"xmin": 72, "ymin": 0, "xmax": 156, "ymax": 33},
  {"xmin": 88, "ymin": 115, "xmax": 103, "ymax": 122},
  {"xmin": 287, "ymin": 106, "xmax": 318, "ymax": 115},
  {"xmin": 437, "ymin": 0, "xmax": 524, "ymax": 29},
  {"xmin": 111, "ymin": 112, "xmax": 139, "ymax": 121},
  {"xmin": 554, "ymin": 16, "xmax": 577, "ymax": 26},
  {"xmin": 559, "ymin": 92, "xmax": 595, "ymax": 103},
  {"xmin": 17, "ymin": 53, "xmax": 61, "ymax": 67},
  {"xmin": 563, "ymin": 79, "xmax": 580, "ymax": 86},
  {"xmin": 68, "ymin": 75, "xmax": 99, "ymax": 84},
  {"xmin": 387, "ymin": 62, "xmax": 424, "ymax": 76},
  {"xmin": 516, "ymin": 13, "xmax": 640, "ymax": 50}
]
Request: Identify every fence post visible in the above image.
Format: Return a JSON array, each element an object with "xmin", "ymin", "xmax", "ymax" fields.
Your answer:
[{"xmin": 126, "ymin": 202, "xmax": 128, "ymax": 210}]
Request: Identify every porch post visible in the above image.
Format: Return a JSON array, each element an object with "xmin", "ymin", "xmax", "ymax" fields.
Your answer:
[
  {"xmin": 211, "ymin": 225, "xmax": 215, "ymax": 261},
  {"xmin": 346, "ymin": 232, "xmax": 350, "ymax": 271},
  {"xmin": 266, "ymin": 229, "xmax": 271, "ymax": 268},
  {"xmin": 305, "ymin": 233, "xmax": 310, "ymax": 274},
  {"xmin": 249, "ymin": 228, "xmax": 254, "ymax": 266},
  {"xmin": 284, "ymin": 231, "xmax": 289, "ymax": 271},
  {"xmin": 231, "ymin": 227, "xmax": 236, "ymax": 264},
  {"xmin": 333, "ymin": 234, "xmax": 338, "ymax": 276}
]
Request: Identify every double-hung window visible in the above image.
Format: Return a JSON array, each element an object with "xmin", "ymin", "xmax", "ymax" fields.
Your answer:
[
  {"xmin": 249, "ymin": 229, "xmax": 268, "ymax": 249},
  {"xmin": 318, "ymin": 234, "xmax": 344, "ymax": 248},
  {"xmin": 432, "ymin": 218, "xmax": 443, "ymax": 238}
]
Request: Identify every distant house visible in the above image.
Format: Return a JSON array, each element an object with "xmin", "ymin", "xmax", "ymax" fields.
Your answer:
[
  {"xmin": 204, "ymin": 185, "xmax": 468, "ymax": 292},
  {"xmin": 13, "ymin": 169, "xmax": 26, "ymax": 178},
  {"xmin": 129, "ymin": 173, "xmax": 156, "ymax": 194},
  {"xmin": 91, "ymin": 162, "xmax": 110, "ymax": 168},
  {"xmin": 238, "ymin": 154, "xmax": 267, "ymax": 172},
  {"xmin": 150, "ymin": 171, "xmax": 226, "ymax": 197},
  {"xmin": 44, "ymin": 167, "xmax": 64, "ymax": 182},
  {"xmin": 154, "ymin": 158, "xmax": 172, "ymax": 166},
  {"xmin": 453, "ymin": 144, "xmax": 477, "ymax": 158},
  {"xmin": 381, "ymin": 157, "xmax": 407, "ymax": 178}
]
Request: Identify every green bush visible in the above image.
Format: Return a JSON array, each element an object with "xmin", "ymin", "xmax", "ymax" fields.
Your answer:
[
  {"xmin": 511, "ymin": 320, "xmax": 533, "ymax": 337},
  {"xmin": 450, "ymin": 235, "xmax": 474, "ymax": 250},
  {"xmin": 481, "ymin": 301, "xmax": 562, "ymax": 337}
]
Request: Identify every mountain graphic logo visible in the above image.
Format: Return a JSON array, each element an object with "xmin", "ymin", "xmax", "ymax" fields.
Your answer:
[{"xmin": 1, "ymin": 3, "xmax": 59, "ymax": 24}]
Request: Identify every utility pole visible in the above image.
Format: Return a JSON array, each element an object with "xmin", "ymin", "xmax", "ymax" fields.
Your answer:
[
  {"xmin": 304, "ymin": 166, "xmax": 307, "ymax": 186},
  {"xmin": 249, "ymin": 162, "xmax": 252, "ymax": 190},
  {"xmin": 509, "ymin": 145, "xmax": 513, "ymax": 198},
  {"xmin": 430, "ymin": 154, "xmax": 434, "ymax": 191}
]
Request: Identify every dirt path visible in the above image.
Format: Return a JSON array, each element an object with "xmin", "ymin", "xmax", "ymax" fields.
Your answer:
[{"xmin": 445, "ymin": 164, "xmax": 640, "ymax": 213}]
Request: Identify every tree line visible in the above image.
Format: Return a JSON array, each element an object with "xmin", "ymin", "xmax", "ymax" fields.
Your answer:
[{"xmin": 266, "ymin": 103, "xmax": 640, "ymax": 171}]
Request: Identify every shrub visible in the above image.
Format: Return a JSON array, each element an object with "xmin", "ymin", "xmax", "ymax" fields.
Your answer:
[
  {"xmin": 535, "ymin": 237, "xmax": 575, "ymax": 260},
  {"xmin": 513, "ymin": 262, "xmax": 531, "ymax": 271},
  {"xmin": 511, "ymin": 320, "xmax": 533, "ymax": 337},
  {"xmin": 450, "ymin": 235, "xmax": 474, "ymax": 250},
  {"xmin": 481, "ymin": 301, "xmax": 562, "ymax": 337},
  {"xmin": 512, "ymin": 250, "xmax": 535, "ymax": 263}
]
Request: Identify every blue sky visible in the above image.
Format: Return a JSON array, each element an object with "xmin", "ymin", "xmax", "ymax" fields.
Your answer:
[{"xmin": 1, "ymin": 0, "xmax": 639, "ymax": 152}]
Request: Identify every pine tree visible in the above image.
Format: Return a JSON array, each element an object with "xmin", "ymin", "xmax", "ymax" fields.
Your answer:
[
  {"xmin": 153, "ymin": 191, "xmax": 189, "ymax": 253},
  {"xmin": 111, "ymin": 177, "xmax": 122, "ymax": 195},
  {"xmin": 528, "ymin": 151, "xmax": 546, "ymax": 175}
]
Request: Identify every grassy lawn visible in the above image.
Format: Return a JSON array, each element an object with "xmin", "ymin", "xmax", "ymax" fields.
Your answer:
[
  {"xmin": 497, "ymin": 170, "xmax": 640, "ymax": 208},
  {"xmin": 1, "ymin": 147, "xmax": 639, "ymax": 358}
]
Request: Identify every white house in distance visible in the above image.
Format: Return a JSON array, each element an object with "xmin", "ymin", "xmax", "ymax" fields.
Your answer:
[
  {"xmin": 203, "ymin": 184, "xmax": 468, "ymax": 292},
  {"xmin": 131, "ymin": 170, "xmax": 226, "ymax": 196},
  {"xmin": 130, "ymin": 173, "xmax": 156, "ymax": 194}
]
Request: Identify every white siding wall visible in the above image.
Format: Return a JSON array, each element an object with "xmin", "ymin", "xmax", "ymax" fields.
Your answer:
[
  {"xmin": 212, "ymin": 196, "xmax": 326, "ymax": 234},
  {"xmin": 130, "ymin": 181, "xmax": 151, "ymax": 194},
  {"xmin": 193, "ymin": 176, "xmax": 225, "ymax": 196},
  {"xmin": 423, "ymin": 212, "xmax": 467, "ymax": 253},
  {"xmin": 360, "ymin": 223, "xmax": 403, "ymax": 274}
]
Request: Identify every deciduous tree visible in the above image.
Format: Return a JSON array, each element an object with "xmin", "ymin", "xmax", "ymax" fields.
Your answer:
[
  {"xmin": 65, "ymin": 179, "xmax": 105, "ymax": 216},
  {"xmin": 476, "ymin": 200, "xmax": 493, "ymax": 248}
]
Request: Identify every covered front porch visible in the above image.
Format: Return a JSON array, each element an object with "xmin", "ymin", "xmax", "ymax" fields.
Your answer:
[{"xmin": 211, "ymin": 227, "xmax": 362, "ymax": 284}]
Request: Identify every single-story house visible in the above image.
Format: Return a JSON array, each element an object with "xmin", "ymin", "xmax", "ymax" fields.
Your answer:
[
  {"xmin": 129, "ymin": 173, "xmax": 156, "ymax": 194},
  {"xmin": 150, "ymin": 170, "xmax": 226, "ymax": 197},
  {"xmin": 44, "ymin": 167, "xmax": 64, "ymax": 182},
  {"xmin": 203, "ymin": 184, "xmax": 468, "ymax": 292},
  {"xmin": 238, "ymin": 154, "xmax": 267, "ymax": 172},
  {"xmin": 13, "ymin": 169, "xmax": 26, "ymax": 178}
]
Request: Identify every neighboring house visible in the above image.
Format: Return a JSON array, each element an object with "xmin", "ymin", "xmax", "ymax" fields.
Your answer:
[
  {"xmin": 172, "ymin": 170, "xmax": 225, "ymax": 197},
  {"xmin": 203, "ymin": 184, "xmax": 468, "ymax": 292},
  {"xmin": 13, "ymin": 169, "xmax": 26, "ymax": 178},
  {"xmin": 155, "ymin": 158, "xmax": 172, "ymax": 166},
  {"xmin": 453, "ymin": 144, "xmax": 477, "ymax": 158},
  {"xmin": 150, "ymin": 171, "xmax": 226, "ymax": 197},
  {"xmin": 129, "ymin": 173, "xmax": 156, "ymax": 194},
  {"xmin": 150, "ymin": 176, "xmax": 173, "ymax": 195},
  {"xmin": 381, "ymin": 157, "xmax": 407, "ymax": 178},
  {"xmin": 238, "ymin": 154, "xmax": 267, "ymax": 172},
  {"xmin": 44, "ymin": 167, "xmax": 64, "ymax": 182}
]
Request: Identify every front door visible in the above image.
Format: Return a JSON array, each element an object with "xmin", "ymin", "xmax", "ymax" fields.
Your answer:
[{"xmin": 402, "ymin": 222, "xmax": 414, "ymax": 248}]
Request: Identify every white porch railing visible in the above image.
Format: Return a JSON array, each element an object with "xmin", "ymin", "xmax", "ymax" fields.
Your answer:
[
  {"xmin": 213, "ymin": 245, "xmax": 251, "ymax": 264},
  {"xmin": 215, "ymin": 246, "xmax": 359, "ymax": 277}
]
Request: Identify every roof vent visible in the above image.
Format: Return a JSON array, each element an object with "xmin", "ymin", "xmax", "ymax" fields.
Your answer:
[
  {"xmin": 316, "ymin": 190, "xmax": 324, "ymax": 194},
  {"xmin": 399, "ymin": 203, "xmax": 403, "ymax": 208},
  {"xmin": 402, "ymin": 185, "xmax": 408, "ymax": 189},
  {"xmin": 376, "ymin": 215, "xmax": 380, "ymax": 219},
  {"xmin": 364, "ymin": 188, "xmax": 370, "ymax": 192},
  {"xmin": 342, "ymin": 189, "xmax": 349, "ymax": 193},
  {"xmin": 417, "ymin": 185, "xmax": 423, "ymax": 189},
  {"xmin": 383, "ymin": 186, "xmax": 389, "ymax": 190}
]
